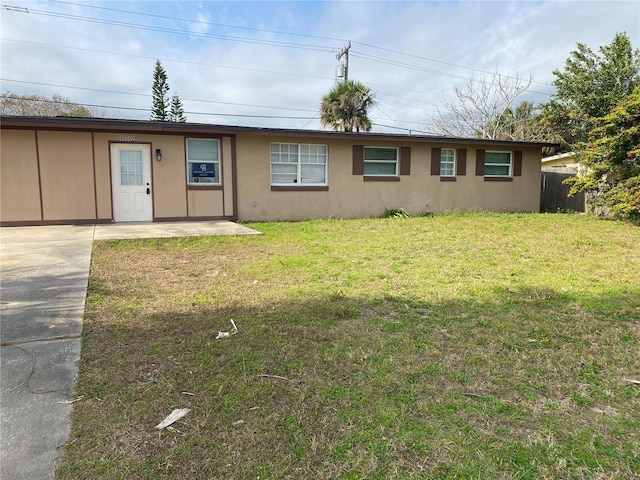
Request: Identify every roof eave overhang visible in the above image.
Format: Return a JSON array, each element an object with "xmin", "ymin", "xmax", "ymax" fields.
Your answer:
[{"xmin": 0, "ymin": 116, "xmax": 559, "ymax": 149}]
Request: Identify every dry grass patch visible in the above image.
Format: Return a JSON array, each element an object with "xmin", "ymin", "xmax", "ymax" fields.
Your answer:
[{"xmin": 57, "ymin": 214, "xmax": 640, "ymax": 479}]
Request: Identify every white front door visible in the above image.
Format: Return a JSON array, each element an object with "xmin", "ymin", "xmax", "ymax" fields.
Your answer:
[{"xmin": 110, "ymin": 144, "xmax": 153, "ymax": 222}]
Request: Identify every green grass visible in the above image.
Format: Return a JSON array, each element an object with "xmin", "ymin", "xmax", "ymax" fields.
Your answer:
[{"xmin": 57, "ymin": 213, "xmax": 640, "ymax": 479}]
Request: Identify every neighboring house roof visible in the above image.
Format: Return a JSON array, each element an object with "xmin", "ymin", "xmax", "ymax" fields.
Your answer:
[
  {"xmin": 541, "ymin": 152, "xmax": 576, "ymax": 166},
  {"xmin": 541, "ymin": 152, "xmax": 585, "ymax": 175},
  {"xmin": 0, "ymin": 116, "xmax": 559, "ymax": 149}
]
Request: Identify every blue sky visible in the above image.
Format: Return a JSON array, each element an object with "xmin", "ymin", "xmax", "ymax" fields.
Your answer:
[{"xmin": 1, "ymin": 0, "xmax": 639, "ymax": 132}]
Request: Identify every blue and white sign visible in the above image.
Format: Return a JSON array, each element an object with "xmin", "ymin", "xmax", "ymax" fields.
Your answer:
[{"xmin": 192, "ymin": 163, "xmax": 216, "ymax": 178}]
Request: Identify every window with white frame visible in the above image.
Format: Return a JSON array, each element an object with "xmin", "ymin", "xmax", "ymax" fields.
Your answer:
[
  {"xmin": 186, "ymin": 139, "xmax": 221, "ymax": 185},
  {"xmin": 484, "ymin": 151, "xmax": 512, "ymax": 177},
  {"xmin": 270, "ymin": 143, "xmax": 327, "ymax": 185},
  {"xmin": 363, "ymin": 147, "xmax": 398, "ymax": 176},
  {"xmin": 440, "ymin": 148, "xmax": 456, "ymax": 177}
]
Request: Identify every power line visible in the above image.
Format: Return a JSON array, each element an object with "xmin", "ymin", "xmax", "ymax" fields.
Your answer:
[
  {"xmin": 1, "ymin": 38, "xmax": 334, "ymax": 83},
  {"xmin": 0, "ymin": 93, "xmax": 318, "ymax": 120},
  {"xmin": 48, "ymin": 0, "xmax": 553, "ymax": 89},
  {"xmin": 351, "ymin": 41, "xmax": 554, "ymax": 89},
  {"xmin": 49, "ymin": 0, "xmax": 350, "ymax": 44},
  {"xmin": 0, "ymin": 37, "xmax": 486, "ymax": 110},
  {"xmin": 351, "ymin": 51, "xmax": 551, "ymax": 97},
  {"xmin": 1, "ymin": 37, "xmax": 460, "ymax": 105},
  {"xmin": 1, "ymin": 2, "xmax": 552, "ymax": 131},
  {"xmin": 0, "ymin": 38, "xmax": 458, "ymax": 112},
  {"xmin": 1, "ymin": 4, "xmax": 554, "ymax": 110},
  {"xmin": 1, "ymin": 79, "xmax": 318, "ymax": 113},
  {"xmin": 371, "ymin": 122, "xmax": 436, "ymax": 135},
  {"xmin": 1, "ymin": 4, "xmax": 336, "ymax": 53},
  {"xmin": 3, "ymin": 2, "xmax": 553, "ymax": 90}
]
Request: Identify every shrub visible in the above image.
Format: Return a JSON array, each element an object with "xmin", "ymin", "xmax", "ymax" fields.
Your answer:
[{"xmin": 382, "ymin": 208, "xmax": 410, "ymax": 219}]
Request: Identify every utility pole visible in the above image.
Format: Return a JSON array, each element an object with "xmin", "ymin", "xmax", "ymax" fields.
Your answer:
[{"xmin": 336, "ymin": 42, "xmax": 351, "ymax": 83}]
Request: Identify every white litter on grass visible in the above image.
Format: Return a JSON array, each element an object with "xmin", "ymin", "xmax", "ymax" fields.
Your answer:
[
  {"xmin": 155, "ymin": 408, "xmax": 191, "ymax": 430},
  {"xmin": 216, "ymin": 319, "xmax": 238, "ymax": 339}
]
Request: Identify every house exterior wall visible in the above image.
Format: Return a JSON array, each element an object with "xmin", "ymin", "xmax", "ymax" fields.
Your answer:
[
  {"xmin": 0, "ymin": 130, "xmax": 41, "ymax": 222},
  {"xmin": 235, "ymin": 134, "xmax": 541, "ymax": 221},
  {"xmin": 1, "ymin": 119, "xmax": 546, "ymax": 225},
  {"xmin": 38, "ymin": 131, "xmax": 96, "ymax": 221},
  {"xmin": 1, "ymin": 128, "xmax": 235, "ymax": 225}
]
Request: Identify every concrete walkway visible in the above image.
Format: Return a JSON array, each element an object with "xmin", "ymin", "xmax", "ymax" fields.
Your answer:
[{"xmin": 0, "ymin": 221, "xmax": 260, "ymax": 479}]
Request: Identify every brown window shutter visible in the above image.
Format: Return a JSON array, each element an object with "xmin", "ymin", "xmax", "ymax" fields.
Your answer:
[
  {"xmin": 513, "ymin": 150, "xmax": 522, "ymax": 176},
  {"xmin": 476, "ymin": 149, "xmax": 485, "ymax": 176},
  {"xmin": 457, "ymin": 148, "xmax": 467, "ymax": 176},
  {"xmin": 400, "ymin": 147, "xmax": 411, "ymax": 175},
  {"xmin": 431, "ymin": 147, "xmax": 441, "ymax": 176},
  {"xmin": 352, "ymin": 145, "xmax": 364, "ymax": 175}
]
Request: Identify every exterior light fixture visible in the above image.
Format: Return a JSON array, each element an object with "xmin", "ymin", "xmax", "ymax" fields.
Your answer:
[{"xmin": 155, "ymin": 148, "xmax": 162, "ymax": 161}]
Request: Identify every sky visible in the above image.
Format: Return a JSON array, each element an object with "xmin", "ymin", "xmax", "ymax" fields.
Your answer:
[{"xmin": 1, "ymin": 0, "xmax": 639, "ymax": 133}]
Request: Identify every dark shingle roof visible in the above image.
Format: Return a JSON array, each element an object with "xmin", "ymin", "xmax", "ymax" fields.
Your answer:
[{"xmin": 0, "ymin": 116, "xmax": 558, "ymax": 148}]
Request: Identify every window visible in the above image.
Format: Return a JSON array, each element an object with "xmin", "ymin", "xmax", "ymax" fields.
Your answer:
[
  {"xmin": 187, "ymin": 139, "xmax": 220, "ymax": 185},
  {"xmin": 270, "ymin": 143, "xmax": 327, "ymax": 185},
  {"xmin": 364, "ymin": 147, "xmax": 398, "ymax": 176},
  {"xmin": 119, "ymin": 150, "xmax": 143, "ymax": 185},
  {"xmin": 484, "ymin": 151, "xmax": 512, "ymax": 176},
  {"xmin": 440, "ymin": 148, "xmax": 455, "ymax": 177}
]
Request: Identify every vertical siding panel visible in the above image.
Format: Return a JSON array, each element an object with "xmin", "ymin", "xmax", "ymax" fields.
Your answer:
[
  {"xmin": 35, "ymin": 131, "xmax": 44, "ymax": 220},
  {"xmin": 91, "ymin": 132, "xmax": 98, "ymax": 219}
]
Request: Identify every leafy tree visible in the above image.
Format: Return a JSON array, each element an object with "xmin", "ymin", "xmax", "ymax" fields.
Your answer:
[
  {"xmin": 433, "ymin": 72, "xmax": 533, "ymax": 139},
  {"xmin": 320, "ymin": 80, "xmax": 374, "ymax": 132},
  {"xmin": 1, "ymin": 92, "xmax": 92, "ymax": 117},
  {"xmin": 151, "ymin": 59, "xmax": 170, "ymax": 121},
  {"xmin": 483, "ymin": 101, "xmax": 556, "ymax": 143},
  {"xmin": 565, "ymin": 86, "xmax": 640, "ymax": 219},
  {"xmin": 542, "ymin": 32, "xmax": 640, "ymax": 148},
  {"xmin": 169, "ymin": 93, "xmax": 186, "ymax": 122}
]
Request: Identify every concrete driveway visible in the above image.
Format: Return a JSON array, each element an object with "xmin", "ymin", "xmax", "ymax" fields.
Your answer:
[{"xmin": 0, "ymin": 221, "xmax": 260, "ymax": 479}]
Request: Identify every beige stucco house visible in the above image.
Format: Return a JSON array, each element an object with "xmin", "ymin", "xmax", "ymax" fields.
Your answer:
[{"xmin": 0, "ymin": 116, "xmax": 554, "ymax": 226}]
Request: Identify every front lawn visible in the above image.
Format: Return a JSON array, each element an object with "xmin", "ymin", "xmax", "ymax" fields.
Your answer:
[{"xmin": 57, "ymin": 213, "xmax": 640, "ymax": 479}]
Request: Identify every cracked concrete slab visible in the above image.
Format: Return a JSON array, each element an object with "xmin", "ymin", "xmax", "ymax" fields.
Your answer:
[
  {"xmin": 1, "ymin": 339, "xmax": 81, "ymax": 480},
  {"xmin": 1, "ymin": 226, "xmax": 93, "ymax": 480}
]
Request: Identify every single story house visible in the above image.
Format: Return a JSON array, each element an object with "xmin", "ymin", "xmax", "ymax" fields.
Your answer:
[{"xmin": 0, "ymin": 116, "xmax": 555, "ymax": 226}]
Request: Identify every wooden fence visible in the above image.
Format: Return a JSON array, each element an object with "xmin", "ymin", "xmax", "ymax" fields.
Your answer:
[{"xmin": 540, "ymin": 171, "xmax": 585, "ymax": 212}]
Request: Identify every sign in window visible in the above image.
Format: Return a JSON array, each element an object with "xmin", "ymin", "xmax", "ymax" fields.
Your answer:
[{"xmin": 187, "ymin": 139, "xmax": 220, "ymax": 185}]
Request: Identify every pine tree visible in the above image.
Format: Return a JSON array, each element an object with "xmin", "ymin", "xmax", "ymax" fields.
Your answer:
[
  {"xmin": 150, "ymin": 60, "xmax": 170, "ymax": 121},
  {"xmin": 169, "ymin": 93, "xmax": 186, "ymax": 122}
]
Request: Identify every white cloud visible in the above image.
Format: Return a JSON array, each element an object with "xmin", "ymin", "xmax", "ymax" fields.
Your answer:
[{"xmin": 1, "ymin": 0, "xmax": 639, "ymax": 131}]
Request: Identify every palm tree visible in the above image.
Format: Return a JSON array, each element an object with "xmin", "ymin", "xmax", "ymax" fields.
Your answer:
[
  {"xmin": 483, "ymin": 101, "xmax": 555, "ymax": 142},
  {"xmin": 320, "ymin": 80, "xmax": 375, "ymax": 132}
]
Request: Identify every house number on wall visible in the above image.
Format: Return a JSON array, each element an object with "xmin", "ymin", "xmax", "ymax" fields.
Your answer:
[{"xmin": 119, "ymin": 135, "xmax": 136, "ymax": 142}]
